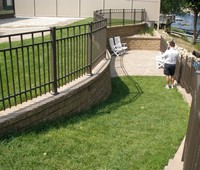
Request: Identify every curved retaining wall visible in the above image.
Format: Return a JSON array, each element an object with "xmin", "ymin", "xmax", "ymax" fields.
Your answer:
[
  {"xmin": 107, "ymin": 23, "xmax": 147, "ymax": 39},
  {"xmin": 122, "ymin": 35, "xmax": 161, "ymax": 51},
  {"xmin": 0, "ymin": 53, "xmax": 112, "ymax": 137}
]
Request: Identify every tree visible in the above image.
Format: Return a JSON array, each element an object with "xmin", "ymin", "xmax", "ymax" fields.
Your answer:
[
  {"xmin": 160, "ymin": 0, "xmax": 184, "ymax": 14},
  {"xmin": 184, "ymin": 0, "xmax": 200, "ymax": 44},
  {"xmin": 160, "ymin": 0, "xmax": 185, "ymax": 33},
  {"xmin": 161, "ymin": 0, "xmax": 200, "ymax": 44}
]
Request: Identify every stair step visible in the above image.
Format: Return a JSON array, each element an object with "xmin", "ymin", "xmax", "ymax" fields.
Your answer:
[{"xmin": 164, "ymin": 159, "xmax": 183, "ymax": 170}]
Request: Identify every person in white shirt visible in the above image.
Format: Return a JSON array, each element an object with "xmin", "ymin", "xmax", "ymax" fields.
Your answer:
[{"xmin": 162, "ymin": 41, "xmax": 179, "ymax": 89}]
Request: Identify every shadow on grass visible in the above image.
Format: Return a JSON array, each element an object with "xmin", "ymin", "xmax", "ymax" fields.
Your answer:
[{"xmin": 1, "ymin": 58, "xmax": 143, "ymax": 140}]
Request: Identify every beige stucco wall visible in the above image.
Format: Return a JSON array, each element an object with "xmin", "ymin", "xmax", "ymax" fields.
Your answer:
[
  {"xmin": 132, "ymin": 0, "xmax": 160, "ymax": 22},
  {"xmin": 14, "ymin": 0, "xmax": 160, "ymax": 23},
  {"xmin": 81, "ymin": 0, "xmax": 103, "ymax": 17},
  {"xmin": 14, "ymin": 0, "xmax": 35, "ymax": 16},
  {"xmin": 57, "ymin": 0, "xmax": 79, "ymax": 17},
  {"xmin": 34, "ymin": 0, "xmax": 56, "ymax": 17},
  {"xmin": 105, "ymin": 0, "xmax": 130, "ymax": 9}
]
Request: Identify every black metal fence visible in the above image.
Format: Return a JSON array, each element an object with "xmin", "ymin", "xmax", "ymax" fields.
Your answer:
[
  {"xmin": 0, "ymin": 8, "xmax": 147, "ymax": 111},
  {"xmin": 174, "ymin": 55, "xmax": 200, "ymax": 170},
  {"xmin": 94, "ymin": 9, "xmax": 146, "ymax": 27},
  {"xmin": 0, "ymin": 19, "xmax": 107, "ymax": 111}
]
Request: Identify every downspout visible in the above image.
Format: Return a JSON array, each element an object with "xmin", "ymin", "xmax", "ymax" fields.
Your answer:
[
  {"xmin": 103, "ymin": 0, "xmax": 105, "ymax": 10},
  {"xmin": 34, "ymin": 0, "xmax": 36, "ymax": 16},
  {"xmin": 79, "ymin": 0, "xmax": 81, "ymax": 18},
  {"xmin": 157, "ymin": 0, "xmax": 161, "ymax": 30}
]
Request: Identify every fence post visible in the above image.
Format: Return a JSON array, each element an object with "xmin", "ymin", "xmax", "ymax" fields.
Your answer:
[
  {"xmin": 87, "ymin": 22, "xmax": 93, "ymax": 76},
  {"xmin": 141, "ymin": 9, "xmax": 144, "ymax": 22},
  {"xmin": 134, "ymin": 9, "xmax": 136, "ymax": 24},
  {"xmin": 50, "ymin": 27, "xmax": 58, "ymax": 95},
  {"xmin": 109, "ymin": 9, "xmax": 112, "ymax": 27},
  {"xmin": 196, "ymin": 71, "xmax": 200, "ymax": 93},
  {"xmin": 123, "ymin": 9, "xmax": 125, "ymax": 26}
]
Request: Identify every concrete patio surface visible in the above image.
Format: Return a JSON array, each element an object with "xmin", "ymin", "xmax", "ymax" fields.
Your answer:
[{"xmin": 110, "ymin": 50, "xmax": 164, "ymax": 77}]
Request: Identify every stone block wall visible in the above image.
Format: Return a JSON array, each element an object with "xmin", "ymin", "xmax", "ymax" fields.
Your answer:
[
  {"xmin": 107, "ymin": 23, "xmax": 165, "ymax": 51},
  {"xmin": 160, "ymin": 36, "xmax": 168, "ymax": 52},
  {"xmin": 0, "ymin": 57, "xmax": 111, "ymax": 137},
  {"xmin": 122, "ymin": 36, "xmax": 161, "ymax": 51},
  {"xmin": 107, "ymin": 23, "xmax": 146, "ymax": 40}
]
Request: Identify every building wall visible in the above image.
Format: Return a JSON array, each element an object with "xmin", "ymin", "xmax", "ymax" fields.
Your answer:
[
  {"xmin": 132, "ymin": 0, "xmax": 160, "ymax": 23},
  {"xmin": 80, "ymin": 0, "xmax": 103, "ymax": 17},
  {"xmin": 14, "ymin": 0, "xmax": 35, "ymax": 16},
  {"xmin": 34, "ymin": 0, "xmax": 56, "ymax": 17},
  {"xmin": 105, "ymin": 0, "xmax": 130, "ymax": 9},
  {"xmin": 14, "ymin": 0, "xmax": 160, "ymax": 23},
  {"xmin": 57, "ymin": 0, "xmax": 79, "ymax": 17}
]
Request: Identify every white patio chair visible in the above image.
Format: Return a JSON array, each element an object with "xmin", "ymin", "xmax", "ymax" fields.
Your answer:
[
  {"xmin": 114, "ymin": 36, "xmax": 127, "ymax": 53},
  {"xmin": 156, "ymin": 53, "xmax": 165, "ymax": 68},
  {"xmin": 109, "ymin": 37, "xmax": 124, "ymax": 56}
]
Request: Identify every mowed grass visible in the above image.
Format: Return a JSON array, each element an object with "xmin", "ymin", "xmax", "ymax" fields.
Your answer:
[{"xmin": 0, "ymin": 76, "xmax": 189, "ymax": 170}]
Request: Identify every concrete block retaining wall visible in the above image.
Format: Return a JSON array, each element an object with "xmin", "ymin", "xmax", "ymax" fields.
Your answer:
[
  {"xmin": 122, "ymin": 36, "xmax": 161, "ymax": 51},
  {"xmin": 107, "ymin": 23, "xmax": 166, "ymax": 51},
  {"xmin": 0, "ymin": 23, "xmax": 167, "ymax": 137},
  {"xmin": 0, "ymin": 56, "xmax": 111, "ymax": 137},
  {"xmin": 107, "ymin": 23, "xmax": 146, "ymax": 39}
]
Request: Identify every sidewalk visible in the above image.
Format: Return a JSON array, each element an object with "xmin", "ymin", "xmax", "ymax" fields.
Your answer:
[{"xmin": 0, "ymin": 17, "xmax": 83, "ymax": 35}]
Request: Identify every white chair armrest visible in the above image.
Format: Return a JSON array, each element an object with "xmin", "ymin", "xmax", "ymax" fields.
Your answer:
[{"xmin": 122, "ymin": 43, "xmax": 127, "ymax": 47}]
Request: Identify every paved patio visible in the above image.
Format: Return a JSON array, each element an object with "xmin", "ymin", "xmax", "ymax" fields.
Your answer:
[{"xmin": 110, "ymin": 50, "xmax": 164, "ymax": 77}]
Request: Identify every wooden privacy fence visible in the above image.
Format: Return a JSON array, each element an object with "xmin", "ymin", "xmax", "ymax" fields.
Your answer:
[
  {"xmin": 174, "ymin": 55, "xmax": 200, "ymax": 170},
  {"xmin": 174, "ymin": 56, "xmax": 199, "ymax": 95}
]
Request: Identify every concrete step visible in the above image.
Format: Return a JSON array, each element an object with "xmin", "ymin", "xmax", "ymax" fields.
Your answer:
[
  {"xmin": 164, "ymin": 137, "xmax": 185, "ymax": 170},
  {"xmin": 164, "ymin": 159, "xmax": 183, "ymax": 170}
]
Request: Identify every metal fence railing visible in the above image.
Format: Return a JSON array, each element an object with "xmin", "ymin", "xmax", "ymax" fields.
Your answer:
[
  {"xmin": 174, "ymin": 55, "xmax": 200, "ymax": 170},
  {"xmin": 0, "ymin": 19, "xmax": 107, "ymax": 111},
  {"xmin": 94, "ymin": 9, "xmax": 146, "ymax": 27},
  {"xmin": 0, "ymin": 8, "xmax": 147, "ymax": 111}
]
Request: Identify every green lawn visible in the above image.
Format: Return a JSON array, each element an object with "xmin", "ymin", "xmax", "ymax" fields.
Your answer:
[
  {"xmin": 0, "ymin": 76, "xmax": 189, "ymax": 170},
  {"xmin": 107, "ymin": 19, "xmax": 142, "ymax": 26}
]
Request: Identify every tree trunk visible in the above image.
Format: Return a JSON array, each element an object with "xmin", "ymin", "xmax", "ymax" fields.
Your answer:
[{"xmin": 192, "ymin": 11, "xmax": 198, "ymax": 44}]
